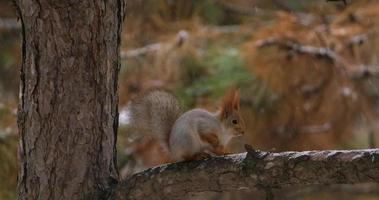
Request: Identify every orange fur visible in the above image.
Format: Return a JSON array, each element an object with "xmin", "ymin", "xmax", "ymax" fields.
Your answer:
[
  {"xmin": 220, "ymin": 88, "xmax": 240, "ymax": 120},
  {"xmin": 200, "ymin": 133, "xmax": 219, "ymax": 147},
  {"xmin": 213, "ymin": 145, "xmax": 228, "ymax": 155},
  {"xmin": 200, "ymin": 133, "xmax": 229, "ymax": 155}
]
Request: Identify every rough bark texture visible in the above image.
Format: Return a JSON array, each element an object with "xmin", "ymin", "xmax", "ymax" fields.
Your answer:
[
  {"xmin": 113, "ymin": 148, "xmax": 379, "ymax": 200},
  {"xmin": 15, "ymin": 0, "xmax": 124, "ymax": 199}
]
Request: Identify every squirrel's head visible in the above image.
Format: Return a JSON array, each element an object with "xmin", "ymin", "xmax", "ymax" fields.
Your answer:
[{"xmin": 219, "ymin": 89, "xmax": 245, "ymax": 137}]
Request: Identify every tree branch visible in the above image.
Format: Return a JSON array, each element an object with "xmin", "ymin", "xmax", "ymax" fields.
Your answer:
[
  {"xmin": 255, "ymin": 37, "xmax": 379, "ymax": 80},
  {"xmin": 112, "ymin": 147, "xmax": 379, "ymax": 200},
  {"xmin": 255, "ymin": 38, "xmax": 340, "ymax": 63}
]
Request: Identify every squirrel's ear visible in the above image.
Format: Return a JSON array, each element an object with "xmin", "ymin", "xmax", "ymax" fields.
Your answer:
[
  {"xmin": 233, "ymin": 90, "xmax": 240, "ymax": 111},
  {"xmin": 221, "ymin": 106, "xmax": 231, "ymax": 120},
  {"xmin": 221, "ymin": 89, "xmax": 235, "ymax": 119}
]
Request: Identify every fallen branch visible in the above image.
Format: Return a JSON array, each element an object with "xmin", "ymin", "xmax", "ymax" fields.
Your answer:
[{"xmin": 112, "ymin": 147, "xmax": 379, "ymax": 200}]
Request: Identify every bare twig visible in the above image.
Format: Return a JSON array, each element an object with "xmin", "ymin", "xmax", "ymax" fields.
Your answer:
[
  {"xmin": 120, "ymin": 43, "xmax": 162, "ymax": 59},
  {"xmin": 255, "ymin": 38, "xmax": 340, "ymax": 62},
  {"xmin": 299, "ymin": 123, "xmax": 331, "ymax": 134},
  {"xmin": 255, "ymin": 37, "xmax": 379, "ymax": 80},
  {"xmin": 120, "ymin": 30, "xmax": 188, "ymax": 59},
  {"xmin": 346, "ymin": 34, "xmax": 368, "ymax": 47},
  {"xmin": 120, "ymin": 26, "xmax": 251, "ymax": 59},
  {"xmin": 201, "ymin": 25, "xmax": 243, "ymax": 34},
  {"xmin": 347, "ymin": 65, "xmax": 379, "ymax": 79}
]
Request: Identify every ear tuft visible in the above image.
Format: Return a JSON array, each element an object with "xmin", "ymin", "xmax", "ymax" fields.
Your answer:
[
  {"xmin": 220, "ymin": 88, "xmax": 238, "ymax": 119},
  {"xmin": 233, "ymin": 90, "xmax": 240, "ymax": 110}
]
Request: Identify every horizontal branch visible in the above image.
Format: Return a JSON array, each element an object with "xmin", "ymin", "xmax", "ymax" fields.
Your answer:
[
  {"xmin": 255, "ymin": 37, "xmax": 379, "ymax": 80},
  {"xmin": 120, "ymin": 26, "xmax": 249, "ymax": 59},
  {"xmin": 112, "ymin": 147, "xmax": 379, "ymax": 200},
  {"xmin": 255, "ymin": 38, "xmax": 340, "ymax": 62},
  {"xmin": 120, "ymin": 43, "xmax": 162, "ymax": 59}
]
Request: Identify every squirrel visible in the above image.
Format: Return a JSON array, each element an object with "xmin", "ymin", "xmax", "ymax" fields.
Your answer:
[{"xmin": 128, "ymin": 88, "xmax": 245, "ymax": 162}]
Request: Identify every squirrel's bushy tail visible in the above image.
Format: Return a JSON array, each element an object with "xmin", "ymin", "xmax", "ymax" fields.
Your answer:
[{"xmin": 128, "ymin": 89, "xmax": 182, "ymax": 152}]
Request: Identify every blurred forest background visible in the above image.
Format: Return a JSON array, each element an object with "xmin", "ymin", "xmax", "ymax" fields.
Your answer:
[{"xmin": 1, "ymin": 0, "xmax": 379, "ymax": 199}]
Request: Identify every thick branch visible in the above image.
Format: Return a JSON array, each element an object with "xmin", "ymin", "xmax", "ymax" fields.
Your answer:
[{"xmin": 113, "ymin": 148, "xmax": 379, "ymax": 200}]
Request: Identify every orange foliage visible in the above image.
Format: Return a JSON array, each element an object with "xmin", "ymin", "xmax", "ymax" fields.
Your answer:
[{"xmin": 241, "ymin": 1, "xmax": 379, "ymax": 150}]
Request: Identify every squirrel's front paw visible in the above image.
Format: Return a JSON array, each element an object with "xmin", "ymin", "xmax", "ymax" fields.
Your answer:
[{"xmin": 190, "ymin": 152, "xmax": 212, "ymax": 160}]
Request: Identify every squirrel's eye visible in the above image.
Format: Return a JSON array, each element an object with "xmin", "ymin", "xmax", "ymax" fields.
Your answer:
[{"xmin": 232, "ymin": 119, "xmax": 238, "ymax": 124}]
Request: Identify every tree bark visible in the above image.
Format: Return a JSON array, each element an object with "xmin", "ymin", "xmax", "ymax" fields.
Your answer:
[
  {"xmin": 113, "ymin": 147, "xmax": 379, "ymax": 200},
  {"xmin": 15, "ymin": 1, "xmax": 124, "ymax": 199}
]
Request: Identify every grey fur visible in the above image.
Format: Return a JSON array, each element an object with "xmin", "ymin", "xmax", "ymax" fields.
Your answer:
[
  {"xmin": 128, "ymin": 89, "xmax": 183, "ymax": 151},
  {"xmin": 169, "ymin": 109, "xmax": 233, "ymax": 161}
]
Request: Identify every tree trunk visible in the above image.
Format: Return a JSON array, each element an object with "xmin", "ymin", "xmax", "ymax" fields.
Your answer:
[{"xmin": 15, "ymin": 1, "xmax": 124, "ymax": 199}]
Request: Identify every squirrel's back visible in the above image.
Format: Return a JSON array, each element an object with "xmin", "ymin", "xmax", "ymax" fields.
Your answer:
[{"xmin": 128, "ymin": 89, "xmax": 182, "ymax": 149}]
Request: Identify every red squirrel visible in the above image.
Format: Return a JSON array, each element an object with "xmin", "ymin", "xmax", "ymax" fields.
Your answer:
[{"xmin": 128, "ymin": 88, "xmax": 245, "ymax": 162}]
